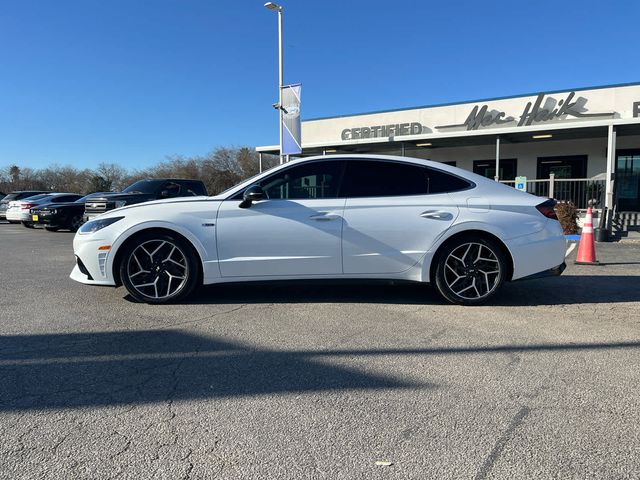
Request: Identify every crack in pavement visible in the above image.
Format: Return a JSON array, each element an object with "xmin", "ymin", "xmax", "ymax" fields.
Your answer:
[{"xmin": 474, "ymin": 406, "xmax": 531, "ymax": 480}]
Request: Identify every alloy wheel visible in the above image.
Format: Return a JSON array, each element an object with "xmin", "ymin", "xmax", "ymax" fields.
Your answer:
[
  {"xmin": 126, "ymin": 240, "xmax": 189, "ymax": 300},
  {"xmin": 442, "ymin": 242, "xmax": 502, "ymax": 301}
]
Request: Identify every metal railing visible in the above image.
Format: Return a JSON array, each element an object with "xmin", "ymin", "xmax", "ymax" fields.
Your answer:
[{"xmin": 501, "ymin": 174, "xmax": 605, "ymax": 209}]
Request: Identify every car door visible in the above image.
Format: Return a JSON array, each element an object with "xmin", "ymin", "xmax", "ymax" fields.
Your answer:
[
  {"xmin": 216, "ymin": 160, "xmax": 346, "ymax": 277},
  {"xmin": 341, "ymin": 159, "xmax": 467, "ymax": 274}
]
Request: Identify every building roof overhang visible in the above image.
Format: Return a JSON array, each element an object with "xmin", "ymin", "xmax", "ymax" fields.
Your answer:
[{"xmin": 256, "ymin": 118, "xmax": 640, "ymax": 155}]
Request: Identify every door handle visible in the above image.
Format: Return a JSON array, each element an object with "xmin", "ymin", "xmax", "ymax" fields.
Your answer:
[
  {"xmin": 309, "ymin": 213, "xmax": 340, "ymax": 221},
  {"xmin": 420, "ymin": 210, "xmax": 453, "ymax": 220}
]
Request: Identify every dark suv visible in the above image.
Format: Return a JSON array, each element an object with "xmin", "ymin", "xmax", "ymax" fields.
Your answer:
[
  {"xmin": 1, "ymin": 191, "xmax": 48, "ymax": 222},
  {"xmin": 83, "ymin": 179, "xmax": 208, "ymax": 221}
]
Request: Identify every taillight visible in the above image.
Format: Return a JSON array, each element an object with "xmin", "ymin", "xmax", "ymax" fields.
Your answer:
[
  {"xmin": 21, "ymin": 203, "xmax": 35, "ymax": 209},
  {"xmin": 536, "ymin": 199, "xmax": 558, "ymax": 220}
]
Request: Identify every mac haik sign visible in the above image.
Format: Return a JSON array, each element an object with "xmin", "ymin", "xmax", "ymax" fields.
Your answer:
[
  {"xmin": 338, "ymin": 91, "xmax": 617, "ymax": 141},
  {"xmin": 436, "ymin": 91, "xmax": 615, "ymax": 131}
]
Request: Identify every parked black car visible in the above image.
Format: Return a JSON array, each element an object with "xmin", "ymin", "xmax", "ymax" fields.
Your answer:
[
  {"xmin": 30, "ymin": 192, "xmax": 113, "ymax": 232},
  {"xmin": 0, "ymin": 190, "xmax": 48, "ymax": 222},
  {"xmin": 83, "ymin": 179, "xmax": 208, "ymax": 221}
]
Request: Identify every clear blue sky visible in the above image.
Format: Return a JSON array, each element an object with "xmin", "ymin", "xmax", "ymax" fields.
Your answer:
[{"xmin": 1, "ymin": 0, "xmax": 639, "ymax": 169}]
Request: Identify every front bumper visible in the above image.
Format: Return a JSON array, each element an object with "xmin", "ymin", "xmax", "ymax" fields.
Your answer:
[
  {"xmin": 32, "ymin": 212, "xmax": 61, "ymax": 226},
  {"xmin": 70, "ymin": 235, "xmax": 117, "ymax": 286}
]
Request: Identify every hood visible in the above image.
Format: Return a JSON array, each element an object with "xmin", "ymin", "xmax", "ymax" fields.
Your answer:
[
  {"xmin": 103, "ymin": 195, "xmax": 213, "ymax": 215},
  {"xmin": 89, "ymin": 192, "xmax": 154, "ymax": 202}
]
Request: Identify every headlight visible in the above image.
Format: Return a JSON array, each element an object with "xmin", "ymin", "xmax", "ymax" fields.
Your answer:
[
  {"xmin": 78, "ymin": 216, "xmax": 124, "ymax": 234},
  {"xmin": 115, "ymin": 201, "xmax": 127, "ymax": 208},
  {"xmin": 49, "ymin": 209, "xmax": 57, "ymax": 214}
]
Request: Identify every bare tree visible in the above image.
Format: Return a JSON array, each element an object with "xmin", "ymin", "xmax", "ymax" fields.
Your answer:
[
  {"xmin": 96, "ymin": 163, "xmax": 127, "ymax": 191},
  {"xmin": 0, "ymin": 145, "xmax": 263, "ymax": 195}
]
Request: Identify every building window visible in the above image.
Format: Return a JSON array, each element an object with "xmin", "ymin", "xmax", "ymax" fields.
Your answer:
[
  {"xmin": 536, "ymin": 155, "xmax": 587, "ymax": 179},
  {"xmin": 616, "ymin": 150, "xmax": 640, "ymax": 211},
  {"xmin": 473, "ymin": 159, "xmax": 517, "ymax": 180}
]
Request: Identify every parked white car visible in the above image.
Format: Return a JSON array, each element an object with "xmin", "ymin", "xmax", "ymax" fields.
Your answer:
[
  {"xmin": 6, "ymin": 193, "xmax": 83, "ymax": 227},
  {"xmin": 71, "ymin": 155, "xmax": 566, "ymax": 305}
]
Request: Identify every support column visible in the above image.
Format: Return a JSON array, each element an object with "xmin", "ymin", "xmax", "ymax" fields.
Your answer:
[
  {"xmin": 605, "ymin": 124, "xmax": 616, "ymax": 211},
  {"xmin": 401, "ymin": 142, "xmax": 405, "ymax": 156},
  {"xmin": 494, "ymin": 136, "xmax": 501, "ymax": 181},
  {"xmin": 259, "ymin": 152, "xmax": 263, "ymax": 173}
]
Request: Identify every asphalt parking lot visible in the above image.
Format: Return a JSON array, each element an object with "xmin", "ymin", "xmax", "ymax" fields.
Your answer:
[{"xmin": 0, "ymin": 222, "xmax": 639, "ymax": 479}]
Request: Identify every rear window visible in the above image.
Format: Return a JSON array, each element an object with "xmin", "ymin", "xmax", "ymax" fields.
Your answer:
[{"xmin": 21, "ymin": 194, "xmax": 51, "ymax": 202}]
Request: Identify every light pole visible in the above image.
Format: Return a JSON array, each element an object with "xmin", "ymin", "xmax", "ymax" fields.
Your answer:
[{"xmin": 264, "ymin": 2, "xmax": 284, "ymax": 164}]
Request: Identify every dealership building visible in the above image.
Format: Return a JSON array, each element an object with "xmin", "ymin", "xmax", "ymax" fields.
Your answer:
[{"xmin": 257, "ymin": 82, "xmax": 640, "ymax": 234}]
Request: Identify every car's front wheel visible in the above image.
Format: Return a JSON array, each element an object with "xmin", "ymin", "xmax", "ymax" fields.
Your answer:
[
  {"xmin": 434, "ymin": 236, "xmax": 507, "ymax": 305},
  {"xmin": 69, "ymin": 214, "xmax": 84, "ymax": 232},
  {"xmin": 119, "ymin": 232, "xmax": 199, "ymax": 304}
]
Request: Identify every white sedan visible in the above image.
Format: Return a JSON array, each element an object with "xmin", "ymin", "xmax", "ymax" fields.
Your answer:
[{"xmin": 70, "ymin": 155, "xmax": 566, "ymax": 305}]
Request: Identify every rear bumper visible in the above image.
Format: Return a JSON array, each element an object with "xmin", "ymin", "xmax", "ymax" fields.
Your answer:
[
  {"xmin": 506, "ymin": 222, "xmax": 566, "ymax": 280},
  {"xmin": 5, "ymin": 210, "xmax": 30, "ymax": 221},
  {"xmin": 515, "ymin": 262, "xmax": 566, "ymax": 281}
]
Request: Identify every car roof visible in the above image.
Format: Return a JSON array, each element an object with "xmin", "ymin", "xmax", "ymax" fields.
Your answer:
[{"xmin": 218, "ymin": 153, "xmax": 500, "ymax": 199}]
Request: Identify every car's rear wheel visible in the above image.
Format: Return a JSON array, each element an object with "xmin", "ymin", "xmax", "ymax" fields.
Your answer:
[
  {"xmin": 119, "ymin": 232, "xmax": 199, "ymax": 304},
  {"xmin": 21, "ymin": 221, "xmax": 35, "ymax": 229},
  {"xmin": 434, "ymin": 236, "xmax": 507, "ymax": 305}
]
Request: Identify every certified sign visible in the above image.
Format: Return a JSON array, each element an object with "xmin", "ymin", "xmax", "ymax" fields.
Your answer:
[{"xmin": 515, "ymin": 176, "xmax": 527, "ymax": 192}]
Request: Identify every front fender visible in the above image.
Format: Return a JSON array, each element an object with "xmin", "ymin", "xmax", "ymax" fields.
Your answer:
[{"xmin": 108, "ymin": 220, "xmax": 216, "ymax": 283}]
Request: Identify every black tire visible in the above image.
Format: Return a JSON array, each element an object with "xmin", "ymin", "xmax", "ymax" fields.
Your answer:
[
  {"xmin": 434, "ymin": 236, "xmax": 507, "ymax": 306},
  {"xmin": 21, "ymin": 221, "xmax": 35, "ymax": 229},
  {"xmin": 7, "ymin": 220, "xmax": 20, "ymax": 224},
  {"xmin": 45, "ymin": 226, "xmax": 60, "ymax": 232},
  {"xmin": 69, "ymin": 214, "xmax": 84, "ymax": 232},
  {"xmin": 119, "ymin": 232, "xmax": 200, "ymax": 304}
]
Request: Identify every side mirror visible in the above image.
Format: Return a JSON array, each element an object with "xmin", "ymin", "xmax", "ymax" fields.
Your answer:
[
  {"xmin": 239, "ymin": 185, "xmax": 265, "ymax": 209},
  {"xmin": 159, "ymin": 190, "xmax": 170, "ymax": 198}
]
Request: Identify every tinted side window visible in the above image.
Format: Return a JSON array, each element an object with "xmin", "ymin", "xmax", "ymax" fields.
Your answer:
[
  {"xmin": 342, "ymin": 161, "xmax": 429, "ymax": 197},
  {"xmin": 342, "ymin": 160, "xmax": 471, "ymax": 197},
  {"xmin": 261, "ymin": 161, "xmax": 344, "ymax": 200},
  {"xmin": 425, "ymin": 168, "xmax": 473, "ymax": 194}
]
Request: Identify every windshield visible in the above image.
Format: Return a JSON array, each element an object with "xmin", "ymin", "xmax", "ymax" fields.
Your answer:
[
  {"xmin": 217, "ymin": 163, "xmax": 281, "ymax": 197},
  {"xmin": 123, "ymin": 180, "xmax": 163, "ymax": 194}
]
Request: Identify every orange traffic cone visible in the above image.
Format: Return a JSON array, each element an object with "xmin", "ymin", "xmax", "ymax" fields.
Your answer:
[{"xmin": 575, "ymin": 207, "xmax": 600, "ymax": 265}]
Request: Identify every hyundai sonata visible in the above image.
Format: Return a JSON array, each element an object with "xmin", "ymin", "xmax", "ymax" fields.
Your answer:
[{"xmin": 70, "ymin": 155, "xmax": 566, "ymax": 305}]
